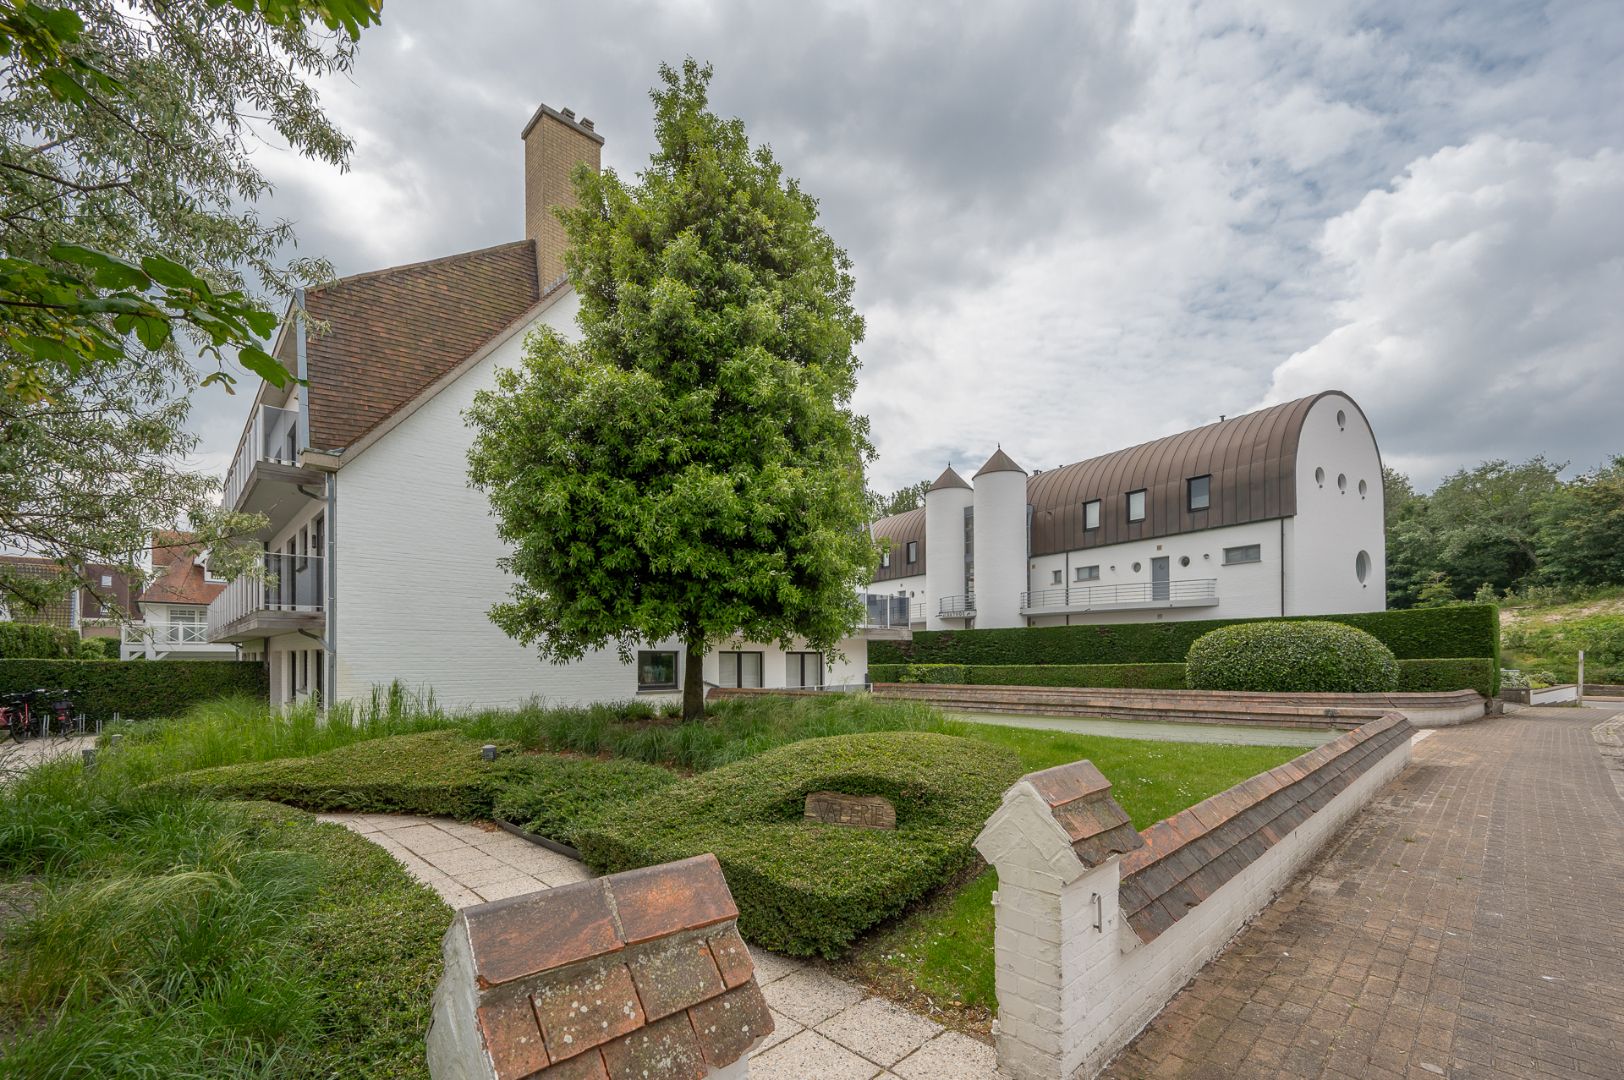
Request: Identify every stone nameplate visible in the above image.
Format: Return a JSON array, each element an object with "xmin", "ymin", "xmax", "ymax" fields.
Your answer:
[{"xmin": 804, "ymin": 791, "xmax": 896, "ymax": 830}]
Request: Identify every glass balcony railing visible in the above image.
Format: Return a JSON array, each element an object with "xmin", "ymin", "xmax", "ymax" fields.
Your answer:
[{"xmin": 222, "ymin": 403, "xmax": 301, "ymax": 510}]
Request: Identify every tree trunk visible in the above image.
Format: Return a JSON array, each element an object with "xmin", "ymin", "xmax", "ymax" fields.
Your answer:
[{"xmin": 682, "ymin": 638, "xmax": 705, "ymax": 722}]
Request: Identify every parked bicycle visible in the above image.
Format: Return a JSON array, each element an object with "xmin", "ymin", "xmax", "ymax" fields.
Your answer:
[{"xmin": 0, "ymin": 688, "xmax": 81, "ymax": 742}]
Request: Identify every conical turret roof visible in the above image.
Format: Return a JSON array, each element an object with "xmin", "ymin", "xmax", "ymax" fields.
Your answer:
[
  {"xmin": 929, "ymin": 465, "xmax": 971, "ymax": 492},
  {"xmin": 974, "ymin": 446, "xmax": 1026, "ymax": 478}
]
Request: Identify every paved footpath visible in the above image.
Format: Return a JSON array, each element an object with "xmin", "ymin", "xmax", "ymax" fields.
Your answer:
[
  {"xmin": 1104, "ymin": 706, "xmax": 1624, "ymax": 1080},
  {"xmin": 320, "ymin": 812, "xmax": 999, "ymax": 1080}
]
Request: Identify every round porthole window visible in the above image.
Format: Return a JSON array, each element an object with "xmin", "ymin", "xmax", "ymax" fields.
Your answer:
[
  {"xmin": 1337, "ymin": 409, "xmax": 1347, "ymax": 430},
  {"xmin": 1337, "ymin": 473, "xmax": 1347, "ymax": 492},
  {"xmin": 1179, "ymin": 555, "xmax": 1190, "ymax": 567},
  {"xmin": 1132, "ymin": 561, "xmax": 1142, "ymax": 573},
  {"xmin": 1315, "ymin": 466, "xmax": 1325, "ymax": 487},
  {"xmin": 1356, "ymin": 550, "xmax": 1370, "ymax": 585},
  {"xmin": 1358, "ymin": 478, "xmax": 1368, "ymax": 498}
]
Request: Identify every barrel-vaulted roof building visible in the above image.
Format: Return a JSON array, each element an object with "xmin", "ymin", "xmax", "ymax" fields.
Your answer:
[{"xmin": 871, "ymin": 391, "xmax": 1385, "ymax": 630}]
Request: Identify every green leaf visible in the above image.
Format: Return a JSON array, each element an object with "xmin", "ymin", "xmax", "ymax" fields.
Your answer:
[
  {"xmin": 139, "ymin": 255, "xmax": 207, "ymax": 292},
  {"xmin": 238, "ymin": 344, "xmax": 295, "ymax": 387},
  {"xmin": 50, "ymin": 244, "xmax": 151, "ymax": 290},
  {"xmin": 131, "ymin": 315, "xmax": 171, "ymax": 350}
]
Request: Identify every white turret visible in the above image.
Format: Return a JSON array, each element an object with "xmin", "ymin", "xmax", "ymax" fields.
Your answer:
[
  {"xmin": 972, "ymin": 447, "xmax": 1029, "ymax": 629},
  {"xmin": 924, "ymin": 465, "xmax": 973, "ymax": 630}
]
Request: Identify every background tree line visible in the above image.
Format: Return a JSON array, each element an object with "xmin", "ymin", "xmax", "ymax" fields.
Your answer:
[{"xmin": 1383, "ymin": 456, "xmax": 1623, "ymax": 607}]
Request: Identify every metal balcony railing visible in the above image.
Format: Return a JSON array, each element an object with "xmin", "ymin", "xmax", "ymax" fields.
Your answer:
[
  {"xmin": 222, "ymin": 403, "xmax": 301, "ymax": 510},
  {"xmin": 1020, "ymin": 578, "xmax": 1218, "ymax": 612},
  {"xmin": 859, "ymin": 593, "xmax": 913, "ymax": 630},
  {"xmin": 938, "ymin": 593, "xmax": 975, "ymax": 618},
  {"xmin": 909, "ymin": 601, "xmax": 926, "ymax": 624},
  {"xmin": 207, "ymin": 551, "xmax": 324, "ymax": 639}
]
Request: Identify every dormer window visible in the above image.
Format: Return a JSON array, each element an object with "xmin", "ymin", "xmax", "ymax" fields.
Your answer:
[
  {"xmin": 905, "ymin": 540, "xmax": 918, "ymax": 565},
  {"xmin": 1187, "ymin": 475, "xmax": 1211, "ymax": 512},
  {"xmin": 880, "ymin": 550, "xmax": 891, "ymax": 569},
  {"xmin": 1126, "ymin": 490, "xmax": 1146, "ymax": 523},
  {"xmin": 1083, "ymin": 499, "xmax": 1100, "ymax": 530}
]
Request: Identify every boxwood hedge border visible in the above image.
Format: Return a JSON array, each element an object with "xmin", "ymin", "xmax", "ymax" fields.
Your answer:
[{"xmin": 0, "ymin": 658, "xmax": 266, "ymax": 720}]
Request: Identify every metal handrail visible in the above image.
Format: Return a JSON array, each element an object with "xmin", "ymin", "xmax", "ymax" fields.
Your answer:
[
  {"xmin": 1020, "ymin": 578, "xmax": 1218, "ymax": 611},
  {"xmin": 221, "ymin": 403, "xmax": 301, "ymax": 510},
  {"xmin": 858, "ymin": 592, "xmax": 913, "ymax": 630},
  {"xmin": 938, "ymin": 593, "xmax": 976, "ymax": 617}
]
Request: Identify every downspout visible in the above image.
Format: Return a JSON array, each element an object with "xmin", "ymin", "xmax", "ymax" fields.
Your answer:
[
  {"xmin": 325, "ymin": 471, "xmax": 337, "ymax": 713},
  {"xmin": 1279, "ymin": 518, "xmax": 1286, "ymax": 617}
]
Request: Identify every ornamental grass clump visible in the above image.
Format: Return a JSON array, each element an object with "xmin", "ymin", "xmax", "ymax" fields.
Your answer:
[{"xmin": 1185, "ymin": 620, "xmax": 1399, "ymax": 694}]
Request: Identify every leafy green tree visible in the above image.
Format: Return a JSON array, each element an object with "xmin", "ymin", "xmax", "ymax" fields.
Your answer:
[
  {"xmin": 1534, "ymin": 456, "xmax": 1624, "ymax": 587},
  {"xmin": 866, "ymin": 479, "xmax": 930, "ymax": 520},
  {"xmin": 1382, "ymin": 467, "xmax": 1437, "ymax": 607},
  {"xmin": 0, "ymin": 0, "xmax": 379, "ymax": 400},
  {"xmin": 467, "ymin": 60, "xmax": 875, "ymax": 721},
  {"xmin": 0, "ymin": 0, "xmax": 378, "ymax": 612},
  {"xmin": 1425, "ymin": 458, "xmax": 1563, "ymax": 597},
  {"xmin": 1413, "ymin": 571, "xmax": 1459, "ymax": 608}
]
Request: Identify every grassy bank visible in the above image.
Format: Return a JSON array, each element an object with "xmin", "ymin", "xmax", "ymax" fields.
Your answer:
[{"xmin": 0, "ymin": 757, "xmax": 446, "ymax": 1078}]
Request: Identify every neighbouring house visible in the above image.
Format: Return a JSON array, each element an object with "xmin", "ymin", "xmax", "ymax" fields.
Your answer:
[
  {"xmin": 207, "ymin": 103, "xmax": 889, "ymax": 710},
  {"xmin": 122, "ymin": 532, "xmax": 237, "ymax": 661},
  {"xmin": 871, "ymin": 392, "xmax": 1386, "ymax": 630},
  {"xmin": 77, "ymin": 562, "xmax": 136, "ymax": 644},
  {"xmin": 0, "ymin": 554, "xmax": 78, "ymax": 629}
]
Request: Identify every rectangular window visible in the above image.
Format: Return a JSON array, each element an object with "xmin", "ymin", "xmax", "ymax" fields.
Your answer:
[
  {"xmin": 880, "ymin": 550, "xmax": 891, "ymax": 569},
  {"xmin": 786, "ymin": 652, "xmax": 824, "ymax": 689},
  {"xmin": 1188, "ymin": 475, "xmax": 1211, "ymax": 512},
  {"xmin": 1127, "ymin": 490, "xmax": 1146, "ymax": 523},
  {"xmin": 100, "ymin": 574, "xmax": 113, "ymax": 587},
  {"xmin": 1224, "ymin": 544, "xmax": 1262, "ymax": 565},
  {"xmin": 314, "ymin": 649, "xmax": 324, "ymax": 704},
  {"xmin": 637, "ymin": 650, "xmax": 679, "ymax": 691},
  {"xmin": 905, "ymin": 540, "xmax": 918, "ymax": 565},
  {"xmin": 718, "ymin": 651, "xmax": 764, "ymax": 689},
  {"xmin": 1083, "ymin": 499, "xmax": 1100, "ymax": 530},
  {"xmin": 1075, "ymin": 565, "xmax": 1100, "ymax": 582},
  {"xmin": 1051, "ymin": 569, "xmax": 1063, "ymax": 585}
]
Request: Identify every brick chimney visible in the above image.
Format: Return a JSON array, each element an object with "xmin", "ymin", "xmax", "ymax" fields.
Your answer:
[{"xmin": 520, "ymin": 103, "xmax": 604, "ymax": 288}]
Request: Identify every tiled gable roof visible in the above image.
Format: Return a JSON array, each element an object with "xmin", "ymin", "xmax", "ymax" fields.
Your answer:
[
  {"xmin": 303, "ymin": 240, "xmax": 545, "ymax": 452},
  {"xmin": 139, "ymin": 531, "xmax": 223, "ymax": 606}
]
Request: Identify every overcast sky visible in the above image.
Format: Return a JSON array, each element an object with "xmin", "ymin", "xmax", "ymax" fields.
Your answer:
[{"xmin": 191, "ymin": 0, "xmax": 1624, "ymax": 493}]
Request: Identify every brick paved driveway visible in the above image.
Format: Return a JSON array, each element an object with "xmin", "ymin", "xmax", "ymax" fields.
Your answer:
[{"xmin": 1105, "ymin": 706, "xmax": 1624, "ymax": 1080}]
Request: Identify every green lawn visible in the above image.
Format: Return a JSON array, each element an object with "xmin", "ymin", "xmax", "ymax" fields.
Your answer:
[{"xmin": 837, "ymin": 721, "xmax": 1305, "ymax": 1031}]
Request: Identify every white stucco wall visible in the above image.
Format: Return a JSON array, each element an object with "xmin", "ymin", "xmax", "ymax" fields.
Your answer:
[
  {"xmin": 923, "ymin": 484, "xmax": 971, "ymax": 630},
  {"xmin": 1285, "ymin": 393, "xmax": 1385, "ymax": 616},
  {"xmin": 1024, "ymin": 519, "xmax": 1286, "ymax": 627},
  {"xmin": 972, "ymin": 467, "xmax": 1029, "ymax": 630},
  {"xmin": 703, "ymin": 636, "xmax": 869, "ymax": 690}
]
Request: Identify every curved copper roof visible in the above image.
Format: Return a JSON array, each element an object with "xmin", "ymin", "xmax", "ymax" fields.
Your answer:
[
  {"xmin": 1026, "ymin": 392, "xmax": 1370, "ymax": 556},
  {"xmin": 871, "ymin": 506, "xmax": 926, "ymax": 582},
  {"xmin": 929, "ymin": 465, "xmax": 971, "ymax": 492}
]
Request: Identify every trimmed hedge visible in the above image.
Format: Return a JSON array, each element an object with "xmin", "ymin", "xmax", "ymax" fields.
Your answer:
[
  {"xmin": 0, "ymin": 658, "xmax": 266, "ymax": 719},
  {"xmin": 1396, "ymin": 657, "xmax": 1497, "ymax": 698},
  {"xmin": 0, "ymin": 623, "xmax": 106, "ymax": 659},
  {"xmin": 492, "ymin": 756, "xmax": 679, "ymax": 845},
  {"xmin": 869, "ymin": 662, "xmax": 1188, "ymax": 690},
  {"xmin": 1187, "ymin": 621, "xmax": 1399, "ymax": 693},
  {"xmin": 872, "ymin": 604, "xmax": 1500, "ymax": 693},
  {"xmin": 161, "ymin": 731, "xmax": 516, "ymax": 818},
  {"xmin": 574, "ymin": 732, "xmax": 1021, "ymax": 959}
]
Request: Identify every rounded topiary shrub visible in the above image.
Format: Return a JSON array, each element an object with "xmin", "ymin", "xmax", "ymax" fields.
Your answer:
[{"xmin": 1185, "ymin": 620, "xmax": 1399, "ymax": 694}]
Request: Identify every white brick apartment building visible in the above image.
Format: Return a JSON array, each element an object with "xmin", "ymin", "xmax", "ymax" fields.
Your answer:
[
  {"xmin": 208, "ymin": 104, "xmax": 882, "ymax": 709},
  {"xmin": 871, "ymin": 391, "xmax": 1386, "ymax": 631}
]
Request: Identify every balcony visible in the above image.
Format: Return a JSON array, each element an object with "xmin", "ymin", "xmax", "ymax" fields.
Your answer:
[
  {"xmin": 222, "ymin": 403, "xmax": 325, "ymax": 536},
  {"xmin": 1020, "ymin": 578, "xmax": 1219, "ymax": 616},
  {"xmin": 938, "ymin": 594, "xmax": 975, "ymax": 618},
  {"xmin": 121, "ymin": 621, "xmax": 237, "ymax": 659},
  {"xmin": 208, "ymin": 551, "xmax": 326, "ymax": 643},
  {"xmin": 857, "ymin": 593, "xmax": 913, "ymax": 639}
]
